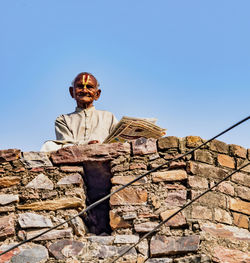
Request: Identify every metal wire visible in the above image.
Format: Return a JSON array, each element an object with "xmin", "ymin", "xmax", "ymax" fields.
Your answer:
[
  {"xmin": 0, "ymin": 115, "xmax": 249, "ymax": 257},
  {"xmin": 110, "ymin": 161, "xmax": 250, "ymax": 262}
]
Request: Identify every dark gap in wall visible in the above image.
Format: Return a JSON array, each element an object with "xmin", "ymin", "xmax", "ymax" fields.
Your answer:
[{"xmin": 82, "ymin": 160, "xmax": 112, "ymax": 235}]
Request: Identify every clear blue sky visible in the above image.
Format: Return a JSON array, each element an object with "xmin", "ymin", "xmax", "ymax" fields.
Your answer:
[{"xmin": 0, "ymin": 0, "xmax": 249, "ymax": 151}]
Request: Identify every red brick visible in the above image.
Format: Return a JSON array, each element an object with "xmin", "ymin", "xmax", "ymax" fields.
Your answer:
[
  {"xmin": 110, "ymin": 187, "xmax": 147, "ymax": 205},
  {"xmin": 158, "ymin": 136, "xmax": 179, "ymax": 150},
  {"xmin": 217, "ymin": 154, "xmax": 235, "ymax": 169},
  {"xmin": 229, "ymin": 144, "xmax": 247, "ymax": 158},
  {"xmin": 194, "ymin": 150, "xmax": 213, "ymax": 164},
  {"xmin": 232, "ymin": 212, "xmax": 249, "ymax": 229},
  {"xmin": 210, "ymin": 140, "xmax": 228, "ymax": 154},
  {"xmin": 213, "ymin": 246, "xmax": 250, "ymax": 263},
  {"xmin": 229, "ymin": 198, "xmax": 250, "ymax": 215},
  {"xmin": 132, "ymin": 138, "xmax": 157, "ymax": 155},
  {"xmin": 0, "ymin": 149, "xmax": 21, "ymax": 163}
]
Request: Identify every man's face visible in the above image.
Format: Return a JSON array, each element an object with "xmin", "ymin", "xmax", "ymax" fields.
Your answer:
[{"xmin": 70, "ymin": 73, "xmax": 101, "ymax": 108}]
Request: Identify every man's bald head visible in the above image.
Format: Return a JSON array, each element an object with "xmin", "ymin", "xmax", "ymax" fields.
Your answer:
[{"xmin": 72, "ymin": 72, "xmax": 99, "ymax": 89}]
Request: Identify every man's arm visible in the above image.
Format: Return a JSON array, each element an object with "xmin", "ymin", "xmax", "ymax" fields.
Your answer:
[{"xmin": 55, "ymin": 115, "xmax": 74, "ymax": 141}]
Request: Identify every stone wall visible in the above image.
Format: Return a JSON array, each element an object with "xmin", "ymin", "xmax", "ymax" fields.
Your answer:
[{"xmin": 0, "ymin": 136, "xmax": 249, "ymax": 263}]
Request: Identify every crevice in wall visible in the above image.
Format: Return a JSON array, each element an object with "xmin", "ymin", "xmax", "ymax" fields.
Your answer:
[{"xmin": 82, "ymin": 160, "xmax": 112, "ymax": 235}]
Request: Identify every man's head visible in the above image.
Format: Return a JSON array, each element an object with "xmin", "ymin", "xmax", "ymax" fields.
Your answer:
[{"xmin": 69, "ymin": 72, "xmax": 101, "ymax": 109}]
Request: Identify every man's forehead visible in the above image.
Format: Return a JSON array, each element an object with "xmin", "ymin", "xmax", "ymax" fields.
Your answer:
[{"xmin": 74, "ymin": 73, "xmax": 98, "ymax": 88}]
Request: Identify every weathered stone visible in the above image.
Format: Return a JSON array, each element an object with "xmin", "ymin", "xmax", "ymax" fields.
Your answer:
[
  {"xmin": 136, "ymin": 239, "xmax": 148, "ymax": 257},
  {"xmin": 49, "ymin": 240, "xmax": 85, "ymax": 260},
  {"xmin": 231, "ymin": 172, "xmax": 250, "ymax": 187},
  {"xmin": 229, "ymin": 144, "xmax": 247, "ymax": 158},
  {"xmin": 110, "ymin": 187, "xmax": 147, "ymax": 205},
  {"xmin": 235, "ymin": 185, "xmax": 250, "ymax": 201},
  {"xmin": 229, "ymin": 198, "xmax": 250, "ymax": 215},
  {"xmin": 165, "ymin": 190, "xmax": 187, "ymax": 207},
  {"xmin": 9, "ymin": 245, "xmax": 48, "ymax": 263},
  {"xmin": 95, "ymin": 245, "xmax": 137, "ymax": 259},
  {"xmin": 152, "ymin": 170, "xmax": 187, "ymax": 182},
  {"xmin": 111, "ymin": 162, "xmax": 130, "ymax": 173},
  {"xmin": 160, "ymin": 209, "xmax": 186, "ymax": 227},
  {"xmin": 146, "ymin": 258, "xmax": 173, "ymax": 262},
  {"xmin": 129, "ymin": 162, "xmax": 147, "ymax": 170},
  {"xmin": 188, "ymin": 176, "xmax": 208, "ymax": 189},
  {"xmin": 213, "ymin": 246, "xmax": 250, "ymax": 263},
  {"xmin": 111, "ymin": 175, "xmax": 147, "ymax": 185},
  {"xmin": 236, "ymin": 158, "xmax": 250, "ymax": 173},
  {"xmin": 0, "ymin": 206, "xmax": 15, "ymax": 212},
  {"xmin": 0, "ymin": 243, "xmax": 20, "ymax": 263},
  {"xmin": 41, "ymin": 190, "xmax": 57, "ymax": 199},
  {"xmin": 0, "ymin": 194, "xmax": 19, "ymax": 205},
  {"xmin": 134, "ymin": 222, "xmax": 159, "ymax": 233},
  {"xmin": 191, "ymin": 205, "xmax": 212, "ymax": 220},
  {"xmin": 18, "ymin": 212, "xmax": 53, "ymax": 228},
  {"xmin": 210, "ymin": 140, "xmax": 228, "ymax": 154},
  {"xmin": 0, "ymin": 214, "xmax": 15, "ymax": 239},
  {"xmin": 173, "ymin": 254, "xmax": 211, "ymax": 263},
  {"xmin": 194, "ymin": 150, "xmax": 213, "ymax": 165},
  {"xmin": 21, "ymin": 151, "xmax": 52, "ymax": 168},
  {"xmin": 200, "ymin": 222, "xmax": 250, "ymax": 241},
  {"xmin": 158, "ymin": 136, "xmax": 179, "ymax": 150},
  {"xmin": 169, "ymin": 160, "xmax": 186, "ymax": 169},
  {"xmin": 17, "ymin": 197, "xmax": 84, "ymax": 211},
  {"xmin": 132, "ymin": 138, "xmax": 157, "ymax": 155},
  {"xmin": 215, "ymin": 181, "xmax": 234, "ymax": 196},
  {"xmin": 217, "ymin": 154, "xmax": 235, "ymax": 169},
  {"xmin": 51, "ymin": 143, "xmax": 130, "ymax": 164},
  {"xmin": 87, "ymin": 236, "xmax": 114, "ymax": 245},
  {"xmin": 187, "ymin": 161, "xmax": 227, "ymax": 179},
  {"xmin": 0, "ymin": 149, "xmax": 21, "ymax": 163},
  {"xmin": 150, "ymin": 235, "xmax": 200, "ymax": 256},
  {"xmin": 19, "ymin": 228, "xmax": 72, "ymax": 241},
  {"xmin": 232, "ymin": 212, "xmax": 249, "ymax": 229},
  {"xmin": 197, "ymin": 192, "xmax": 226, "ymax": 208},
  {"xmin": 57, "ymin": 173, "xmax": 83, "ymax": 185},
  {"xmin": 25, "ymin": 173, "xmax": 54, "ymax": 190},
  {"xmin": 122, "ymin": 212, "xmax": 137, "ymax": 220},
  {"xmin": 214, "ymin": 208, "xmax": 232, "ymax": 224},
  {"xmin": 0, "ymin": 176, "xmax": 21, "ymax": 188},
  {"xmin": 59, "ymin": 165, "xmax": 84, "ymax": 173},
  {"xmin": 114, "ymin": 234, "xmax": 139, "ymax": 244},
  {"xmin": 186, "ymin": 136, "xmax": 203, "ymax": 148},
  {"xmin": 110, "ymin": 211, "xmax": 131, "ymax": 229}
]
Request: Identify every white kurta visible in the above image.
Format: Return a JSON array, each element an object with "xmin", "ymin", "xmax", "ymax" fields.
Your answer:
[{"xmin": 41, "ymin": 106, "xmax": 118, "ymax": 152}]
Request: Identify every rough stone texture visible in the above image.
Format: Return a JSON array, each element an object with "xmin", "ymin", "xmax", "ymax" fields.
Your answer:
[
  {"xmin": 200, "ymin": 222, "xmax": 250, "ymax": 241},
  {"xmin": 158, "ymin": 136, "xmax": 179, "ymax": 150},
  {"xmin": 229, "ymin": 198, "xmax": 250, "ymax": 215},
  {"xmin": 173, "ymin": 254, "xmax": 211, "ymax": 263},
  {"xmin": 0, "ymin": 244, "xmax": 21, "ymax": 263},
  {"xmin": 231, "ymin": 172, "xmax": 250, "ymax": 187},
  {"xmin": 48, "ymin": 240, "xmax": 85, "ymax": 260},
  {"xmin": 214, "ymin": 208, "xmax": 232, "ymax": 224},
  {"xmin": 146, "ymin": 258, "xmax": 173, "ymax": 263},
  {"xmin": 209, "ymin": 140, "xmax": 228, "ymax": 154},
  {"xmin": 110, "ymin": 211, "xmax": 131, "ymax": 229},
  {"xmin": 152, "ymin": 170, "xmax": 187, "ymax": 182},
  {"xmin": 110, "ymin": 187, "xmax": 147, "ymax": 205},
  {"xmin": 150, "ymin": 235, "xmax": 200, "ymax": 256},
  {"xmin": 186, "ymin": 136, "xmax": 203, "ymax": 148},
  {"xmin": 114, "ymin": 234, "xmax": 139, "ymax": 244},
  {"xmin": 0, "ymin": 206, "xmax": 15, "ymax": 212},
  {"xmin": 51, "ymin": 142, "xmax": 130, "ymax": 164},
  {"xmin": 68, "ymin": 216, "xmax": 86, "ymax": 236},
  {"xmin": 87, "ymin": 236, "xmax": 115, "ymax": 245},
  {"xmin": 134, "ymin": 222, "xmax": 159, "ymax": 233},
  {"xmin": 165, "ymin": 190, "xmax": 187, "ymax": 207},
  {"xmin": 111, "ymin": 175, "xmax": 147, "ymax": 185},
  {"xmin": 18, "ymin": 213, "xmax": 53, "ymax": 228},
  {"xmin": 232, "ymin": 212, "xmax": 249, "ymax": 229},
  {"xmin": 217, "ymin": 154, "xmax": 235, "ymax": 169},
  {"xmin": 197, "ymin": 192, "xmax": 226, "ymax": 208},
  {"xmin": 57, "ymin": 173, "xmax": 83, "ymax": 186},
  {"xmin": 0, "ymin": 176, "xmax": 21, "ymax": 188},
  {"xmin": 19, "ymin": 228, "xmax": 72, "ymax": 241},
  {"xmin": 236, "ymin": 158, "xmax": 250, "ymax": 173},
  {"xmin": 25, "ymin": 173, "xmax": 54, "ymax": 190},
  {"xmin": 21, "ymin": 151, "xmax": 52, "ymax": 168},
  {"xmin": 188, "ymin": 176, "xmax": 208, "ymax": 189},
  {"xmin": 191, "ymin": 205, "xmax": 212, "ymax": 220},
  {"xmin": 0, "ymin": 149, "xmax": 21, "ymax": 163},
  {"xmin": 215, "ymin": 181, "xmax": 234, "ymax": 196},
  {"xmin": 229, "ymin": 144, "xmax": 247, "ymax": 159},
  {"xmin": 130, "ymin": 162, "xmax": 147, "ymax": 170},
  {"xmin": 194, "ymin": 150, "xmax": 213, "ymax": 165},
  {"xmin": 213, "ymin": 246, "xmax": 250, "ymax": 263},
  {"xmin": 10, "ymin": 244, "xmax": 49, "ymax": 263},
  {"xmin": 59, "ymin": 165, "xmax": 84, "ymax": 173},
  {"xmin": 235, "ymin": 185, "xmax": 250, "ymax": 201},
  {"xmin": 160, "ymin": 209, "xmax": 186, "ymax": 227},
  {"xmin": 132, "ymin": 138, "xmax": 157, "ymax": 155},
  {"xmin": 0, "ymin": 214, "xmax": 15, "ymax": 239},
  {"xmin": 17, "ymin": 197, "xmax": 84, "ymax": 211},
  {"xmin": 0, "ymin": 194, "xmax": 19, "ymax": 205}
]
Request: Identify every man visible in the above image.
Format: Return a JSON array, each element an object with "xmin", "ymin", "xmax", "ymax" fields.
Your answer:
[{"xmin": 41, "ymin": 72, "xmax": 118, "ymax": 151}]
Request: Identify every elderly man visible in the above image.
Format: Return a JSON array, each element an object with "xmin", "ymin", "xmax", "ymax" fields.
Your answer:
[{"xmin": 41, "ymin": 72, "xmax": 118, "ymax": 151}]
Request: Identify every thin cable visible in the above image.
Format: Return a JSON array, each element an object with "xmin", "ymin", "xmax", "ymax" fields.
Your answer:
[
  {"xmin": 110, "ymin": 161, "xmax": 250, "ymax": 263},
  {"xmin": 0, "ymin": 115, "xmax": 249, "ymax": 257}
]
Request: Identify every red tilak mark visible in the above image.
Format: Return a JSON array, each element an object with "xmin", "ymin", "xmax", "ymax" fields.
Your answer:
[{"xmin": 83, "ymin": 74, "xmax": 88, "ymax": 84}]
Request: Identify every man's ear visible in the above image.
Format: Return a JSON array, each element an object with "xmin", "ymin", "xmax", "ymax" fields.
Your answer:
[
  {"xmin": 94, "ymin": 89, "xmax": 101, "ymax": 101},
  {"xmin": 69, "ymin": 86, "xmax": 74, "ymax": 98}
]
